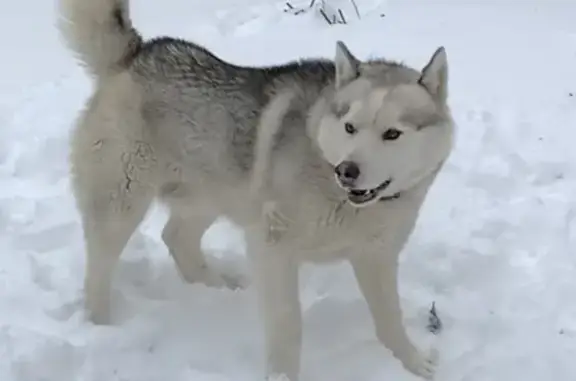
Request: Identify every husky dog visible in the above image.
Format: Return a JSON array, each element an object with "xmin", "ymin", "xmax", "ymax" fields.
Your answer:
[{"xmin": 58, "ymin": 0, "xmax": 454, "ymax": 379}]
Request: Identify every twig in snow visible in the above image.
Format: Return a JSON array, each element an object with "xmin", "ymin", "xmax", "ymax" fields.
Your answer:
[
  {"xmin": 319, "ymin": 8, "xmax": 333, "ymax": 25},
  {"xmin": 284, "ymin": 0, "xmax": 360, "ymax": 26},
  {"xmin": 350, "ymin": 0, "xmax": 361, "ymax": 19},
  {"xmin": 284, "ymin": 0, "xmax": 316, "ymax": 15},
  {"xmin": 338, "ymin": 8, "xmax": 347, "ymax": 24},
  {"xmin": 427, "ymin": 301, "xmax": 443, "ymax": 335},
  {"xmin": 284, "ymin": 1, "xmax": 305, "ymax": 15}
]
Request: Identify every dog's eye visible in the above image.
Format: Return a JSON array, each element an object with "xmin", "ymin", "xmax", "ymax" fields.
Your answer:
[
  {"xmin": 344, "ymin": 122, "xmax": 357, "ymax": 135},
  {"xmin": 382, "ymin": 128, "xmax": 402, "ymax": 141}
]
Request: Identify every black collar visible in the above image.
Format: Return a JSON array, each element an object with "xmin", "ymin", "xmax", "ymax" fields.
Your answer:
[{"xmin": 379, "ymin": 192, "xmax": 401, "ymax": 202}]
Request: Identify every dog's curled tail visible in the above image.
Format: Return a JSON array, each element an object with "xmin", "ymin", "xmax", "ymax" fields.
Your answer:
[{"xmin": 57, "ymin": 0, "xmax": 142, "ymax": 78}]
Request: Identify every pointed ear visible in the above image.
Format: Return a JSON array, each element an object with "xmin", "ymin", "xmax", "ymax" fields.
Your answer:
[
  {"xmin": 335, "ymin": 41, "xmax": 359, "ymax": 89},
  {"xmin": 419, "ymin": 46, "xmax": 448, "ymax": 103}
]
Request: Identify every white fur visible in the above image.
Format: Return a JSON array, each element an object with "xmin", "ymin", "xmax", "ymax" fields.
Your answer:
[{"xmin": 57, "ymin": 0, "xmax": 455, "ymax": 379}]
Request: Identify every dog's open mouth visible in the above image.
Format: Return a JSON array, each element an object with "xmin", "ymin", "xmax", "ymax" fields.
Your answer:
[{"xmin": 346, "ymin": 178, "xmax": 392, "ymax": 205}]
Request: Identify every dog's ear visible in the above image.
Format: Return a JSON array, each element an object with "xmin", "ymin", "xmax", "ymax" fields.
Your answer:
[
  {"xmin": 335, "ymin": 41, "xmax": 359, "ymax": 89},
  {"xmin": 419, "ymin": 47, "xmax": 448, "ymax": 103}
]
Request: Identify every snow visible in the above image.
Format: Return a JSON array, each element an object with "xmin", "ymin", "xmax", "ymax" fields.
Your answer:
[{"xmin": 1, "ymin": 0, "xmax": 576, "ymax": 380}]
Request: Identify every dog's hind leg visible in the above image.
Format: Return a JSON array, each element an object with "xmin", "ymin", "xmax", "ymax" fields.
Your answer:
[
  {"xmin": 162, "ymin": 210, "xmax": 214, "ymax": 284},
  {"xmin": 71, "ymin": 126, "xmax": 156, "ymax": 324},
  {"xmin": 161, "ymin": 204, "xmax": 244, "ymax": 289},
  {"xmin": 81, "ymin": 189, "xmax": 153, "ymax": 324}
]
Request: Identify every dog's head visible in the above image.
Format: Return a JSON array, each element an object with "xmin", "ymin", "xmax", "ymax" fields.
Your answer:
[{"xmin": 314, "ymin": 42, "xmax": 454, "ymax": 207}]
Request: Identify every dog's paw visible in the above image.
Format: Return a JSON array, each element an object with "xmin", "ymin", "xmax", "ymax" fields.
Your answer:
[
  {"xmin": 401, "ymin": 348, "xmax": 438, "ymax": 380},
  {"xmin": 218, "ymin": 271, "xmax": 249, "ymax": 290},
  {"xmin": 84, "ymin": 306, "xmax": 112, "ymax": 326},
  {"xmin": 266, "ymin": 373, "xmax": 292, "ymax": 381},
  {"xmin": 195, "ymin": 266, "xmax": 248, "ymax": 290},
  {"xmin": 175, "ymin": 260, "xmax": 248, "ymax": 290}
]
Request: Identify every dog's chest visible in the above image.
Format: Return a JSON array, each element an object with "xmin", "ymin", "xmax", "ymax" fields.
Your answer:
[{"xmin": 281, "ymin": 200, "xmax": 404, "ymax": 260}]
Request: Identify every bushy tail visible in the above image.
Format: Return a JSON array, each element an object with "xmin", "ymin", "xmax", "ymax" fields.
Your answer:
[{"xmin": 57, "ymin": 0, "xmax": 142, "ymax": 78}]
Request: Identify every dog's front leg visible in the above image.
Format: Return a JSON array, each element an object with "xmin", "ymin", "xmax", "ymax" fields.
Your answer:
[
  {"xmin": 251, "ymin": 244, "xmax": 302, "ymax": 381},
  {"xmin": 350, "ymin": 253, "xmax": 436, "ymax": 379}
]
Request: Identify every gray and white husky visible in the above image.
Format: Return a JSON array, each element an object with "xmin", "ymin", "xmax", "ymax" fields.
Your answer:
[{"xmin": 58, "ymin": 0, "xmax": 455, "ymax": 379}]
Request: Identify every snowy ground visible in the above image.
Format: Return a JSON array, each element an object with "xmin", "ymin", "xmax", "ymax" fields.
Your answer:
[{"xmin": 1, "ymin": 0, "xmax": 576, "ymax": 380}]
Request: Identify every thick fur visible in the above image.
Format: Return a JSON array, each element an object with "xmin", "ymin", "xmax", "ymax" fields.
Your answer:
[
  {"xmin": 57, "ymin": 0, "xmax": 455, "ymax": 380},
  {"xmin": 58, "ymin": 0, "xmax": 142, "ymax": 78}
]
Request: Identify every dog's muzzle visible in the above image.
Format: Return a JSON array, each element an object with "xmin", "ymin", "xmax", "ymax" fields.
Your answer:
[{"xmin": 344, "ymin": 177, "xmax": 394, "ymax": 206}]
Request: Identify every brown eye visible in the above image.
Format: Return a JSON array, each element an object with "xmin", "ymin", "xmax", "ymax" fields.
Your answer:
[
  {"xmin": 345, "ymin": 122, "xmax": 357, "ymax": 135},
  {"xmin": 382, "ymin": 128, "xmax": 402, "ymax": 141}
]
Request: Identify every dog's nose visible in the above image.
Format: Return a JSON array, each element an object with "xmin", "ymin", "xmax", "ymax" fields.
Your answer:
[{"xmin": 335, "ymin": 161, "xmax": 360, "ymax": 184}]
